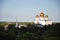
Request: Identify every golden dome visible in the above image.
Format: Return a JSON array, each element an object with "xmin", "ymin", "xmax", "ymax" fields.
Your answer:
[
  {"xmin": 35, "ymin": 15, "xmax": 39, "ymax": 18},
  {"xmin": 40, "ymin": 12, "xmax": 44, "ymax": 17},
  {"xmin": 45, "ymin": 15, "xmax": 48, "ymax": 18}
]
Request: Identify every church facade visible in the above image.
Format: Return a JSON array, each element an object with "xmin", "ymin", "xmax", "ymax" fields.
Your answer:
[{"xmin": 34, "ymin": 11, "xmax": 52, "ymax": 26}]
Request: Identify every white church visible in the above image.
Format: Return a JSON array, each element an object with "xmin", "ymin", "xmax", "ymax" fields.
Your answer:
[{"xmin": 34, "ymin": 11, "xmax": 52, "ymax": 26}]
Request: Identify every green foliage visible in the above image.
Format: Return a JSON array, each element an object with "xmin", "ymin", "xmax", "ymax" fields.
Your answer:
[
  {"xmin": 17, "ymin": 32, "xmax": 40, "ymax": 40},
  {"xmin": 42, "ymin": 23, "xmax": 60, "ymax": 40},
  {"xmin": 0, "ymin": 22, "xmax": 60, "ymax": 40},
  {"xmin": 43, "ymin": 36, "xmax": 60, "ymax": 40}
]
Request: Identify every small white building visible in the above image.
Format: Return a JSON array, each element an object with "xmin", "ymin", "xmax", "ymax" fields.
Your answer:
[
  {"xmin": 18, "ymin": 24, "xmax": 27, "ymax": 28},
  {"xmin": 4, "ymin": 25, "xmax": 8, "ymax": 30}
]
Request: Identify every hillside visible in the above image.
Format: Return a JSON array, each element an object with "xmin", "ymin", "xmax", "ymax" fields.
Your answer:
[{"xmin": 0, "ymin": 22, "xmax": 60, "ymax": 40}]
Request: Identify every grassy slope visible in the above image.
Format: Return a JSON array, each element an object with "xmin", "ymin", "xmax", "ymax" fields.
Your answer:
[{"xmin": 0, "ymin": 22, "xmax": 60, "ymax": 40}]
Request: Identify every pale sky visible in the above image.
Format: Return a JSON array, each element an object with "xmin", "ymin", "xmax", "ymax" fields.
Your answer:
[{"xmin": 0, "ymin": 0, "xmax": 60, "ymax": 22}]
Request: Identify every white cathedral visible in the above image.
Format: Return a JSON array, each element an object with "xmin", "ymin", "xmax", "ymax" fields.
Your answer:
[{"xmin": 34, "ymin": 11, "xmax": 52, "ymax": 26}]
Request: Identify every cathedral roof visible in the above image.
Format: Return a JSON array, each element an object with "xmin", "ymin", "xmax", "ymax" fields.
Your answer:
[
  {"xmin": 45, "ymin": 15, "xmax": 48, "ymax": 18},
  {"xmin": 40, "ymin": 11, "xmax": 44, "ymax": 18},
  {"xmin": 36, "ymin": 15, "xmax": 39, "ymax": 18},
  {"xmin": 40, "ymin": 11, "xmax": 44, "ymax": 15}
]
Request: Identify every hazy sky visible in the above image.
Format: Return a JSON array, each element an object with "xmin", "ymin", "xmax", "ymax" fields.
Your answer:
[{"xmin": 0, "ymin": 0, "xmax": 60, "ymax": 22}]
